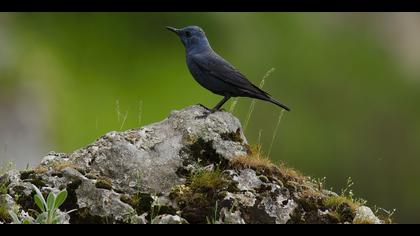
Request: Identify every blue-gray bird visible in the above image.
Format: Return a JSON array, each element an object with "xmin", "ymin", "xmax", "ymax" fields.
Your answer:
[{"xmin": 166, "ymin": 25, "xmax": 290, "ymax": 113}]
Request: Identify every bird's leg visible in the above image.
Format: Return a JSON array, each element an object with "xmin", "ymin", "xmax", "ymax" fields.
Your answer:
[
  {"xmin": 196, "ymin": 103, "xmax": 211, "ymax": 111},
  {"xmin": 195, "ymin": 96, "xmax": 231, "ymax": 119},
  {"xmin": 211, "ymin": 96, "xmax": 231, "ymax": 113}
]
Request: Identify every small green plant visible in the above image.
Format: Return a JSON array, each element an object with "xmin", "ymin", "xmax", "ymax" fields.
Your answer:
[
  {"xmin": 8, "ymin": 211, "xmax": 31, "ymax": 224},
  {"xmin": 340, "ymin": 177, "xmax": 367, "ymax": 206},
  {"xmin": 189, "ymin": 168, "xmax": 226, "ymax": 192},
  {"xmin": 312, "ymin": 176, "xmax": 328, "ymax": 191},
  {"xmin": 373, "ymin": 206, "xmax": 396, "ymax": 224},
  {"xmin": 323, "ymin": 177, "xmax": 367, "ymax": 216},
  {"xmin": 149, "ymin": 203, "xmax": 161, "ymax": 224},
  {"xmin": 9, "ymin": 184, "xmax": 74, "ymax": 224},
  {"xmin": 206, "ymin": 200, "xmax": 219, "ymax": 224},
  {"xmin": 0, "ymin": 183, "xmax": 7, "ymax": 195}
]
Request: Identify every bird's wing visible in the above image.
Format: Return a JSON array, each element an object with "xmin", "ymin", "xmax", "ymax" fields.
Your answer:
[{"xmin": 190, "ymin": 52, "xmax": 270, "ymax": 97}]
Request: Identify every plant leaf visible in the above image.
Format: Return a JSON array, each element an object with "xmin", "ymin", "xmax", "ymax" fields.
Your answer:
[
  {"xmin": 32, "ymin": 184, "xmax": 47, "ymax": 209},
  {"xmin": 34, "ymin": 194, "xmax": 45, "ymax": 212},
  {"xmin": 35, "ymin": 212, "xmax": 47, "ymax": 224},
  {"xmin": 54, "ymin": 189, "xmax": 68, "ymax": 209},
  {"xmin": 46, "ymin": 192, "xmax": 56, "ymax": 211},
  {"xmin": 8, "ymin": 210, "xmax": 21, "ymax": 224},
  {"xmin": 23, "ymin": 219, "xmax": 31, "ymax": 224}
]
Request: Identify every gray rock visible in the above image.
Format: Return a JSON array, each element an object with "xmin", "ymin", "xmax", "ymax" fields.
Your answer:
[
  {"xmin": 0, "ymin": 105, "xmax": 384, "ymax": 224},
  {"xmin": 259, "ymin": 195, "xmax": 297, "ymax": 224},
  {"xmin": 353, "ymin": 206, "xmax": 382, "ymax": 224},
  {"xmin": 219, "ymin": 207, "xmax": 245, "ymax": 224},
  {"xmin": 152, "ymin": 214, "xmax": 188, "ymax": 224},
  {"xmin": 75, "ymin": 180, "xmax": 134, "ymax": 222},
  {"xmin": 224, "ymin": 191, "xmax": 257, "ymax": 207},
  {"xmin": 234, "ymin": 169, "xmax": 262, "ymax": 191}
]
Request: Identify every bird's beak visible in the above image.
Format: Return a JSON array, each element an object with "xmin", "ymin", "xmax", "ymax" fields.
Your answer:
[{"xmin": 165, "ymin": 26, "xmax": 180, "ymax": 35}]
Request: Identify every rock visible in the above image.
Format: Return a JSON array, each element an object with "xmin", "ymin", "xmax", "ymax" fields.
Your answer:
[
  {"xmin": 219, "ymin": 207, "xmax": 245, "ymax": 224},
  {"xmin": 233, "ymin": 169, "xmax": 262, "ymax": 191},
  {"xmin": 0, "ymin": 105, "xmax": 384, "ymax": 224},
  {"xmin": 75, "ymin": 180, "xmax": 134, "ymax": 222},
  {"xmin": 152, "ymin": 214, "xmax": 188, "ymax": 224},
  {"xmin": 353, "ymin": 206, "xmax": 382, "ymax": 224},
  {"xmin": 259, "ymin": 195, "xmax": 297, "ymax": 224}
]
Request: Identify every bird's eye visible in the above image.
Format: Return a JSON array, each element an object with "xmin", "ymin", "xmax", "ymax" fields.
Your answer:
[{"xmin": 185, "ymin": 31, "xmax": 192, "ymax": 38}]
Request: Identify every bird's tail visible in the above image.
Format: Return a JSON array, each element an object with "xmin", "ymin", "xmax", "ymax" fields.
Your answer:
[
  {"xmin": 247, "ymin": 84, "xmax": 290, "ymax": 111},
  {"xmin": 266, "ymin": 96, "xmax": 290, "ymax": 111}
]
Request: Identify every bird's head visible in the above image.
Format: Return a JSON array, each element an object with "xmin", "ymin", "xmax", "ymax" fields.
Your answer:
[{"xmin": 166, "ymin": 25, "xmax": 210, "ymax": 53}]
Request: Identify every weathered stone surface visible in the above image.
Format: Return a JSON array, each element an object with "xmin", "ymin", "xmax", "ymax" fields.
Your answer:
[
  {"xmin": 0, "ymin": 105, "xmax": 383, "ymax": 224},
  {"xmin": 153, "ymin": 214, "xmax": 188, "ymax": 224},
  {"xmin": 353, "ymin": 206, "xmax": 382, "ymax": 224}
]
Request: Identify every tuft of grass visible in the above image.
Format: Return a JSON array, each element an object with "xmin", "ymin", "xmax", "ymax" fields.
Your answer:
[
  {"xmin": 231, "ymin": 144, "xmax": 307, "ymax": 183},
  {"xmin": 33, "ymin": 160, "xmax": 79, "ymax": 174},
  {"xmin": 278, "ymin": 162, "xmax": 306, "ymax": 182},
  {"xmin": 95, "ymin": 177, "xmax": 113, "ymax": 190},
  {"xmin": 323, "ymin": 177, "xmax": 366, "ymax": 216},
  {"xmin": 323, "ymin": 195, "xmax": 361, "ymax": 212},
  {"xmin": 51, "ymin": 161, "xmax": 78, "ymax": 172},
  {"xmin": 189, "ymin": 169, "xmax": 226, "ymax": 192},
  {"xmin": 33, "ymin": 166, "xmax": 49, "ymax": 174},
  {"xmin": 231, "ymin": 144, "xmax": 276, "ymax": 173}
]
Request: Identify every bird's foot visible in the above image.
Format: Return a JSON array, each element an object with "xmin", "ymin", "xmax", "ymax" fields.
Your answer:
[
  {"xmin": 194, "ymin": 110, "xmax": 211, "ymax": 119},
  {"xmin": 195, "ymin": 108, "xmax": 221, "ymax": 119}
]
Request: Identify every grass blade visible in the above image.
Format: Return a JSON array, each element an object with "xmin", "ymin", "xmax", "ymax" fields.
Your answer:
[
  {"xmin": 268, "ymin": 109, "xmax": 285, "ymax": 158},
  {"xmin": 243, "ymin": 68, "xmax": 275, "ymax": 132}
]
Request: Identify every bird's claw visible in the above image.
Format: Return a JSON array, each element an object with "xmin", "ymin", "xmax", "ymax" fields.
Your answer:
[
  {"xmin": 194, "ymin": 110, "xmax": 211, "ymax": 119},
  {"xmin": 194, "ymin": 104, "xmax": 225, "ymax": 119},
  {"xmin": 194, "ymin": 108, "xmax": 218, "ymax": 119}
]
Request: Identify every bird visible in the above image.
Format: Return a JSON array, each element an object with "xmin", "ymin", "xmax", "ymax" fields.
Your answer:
[{"xmin": 166, "ymin": 25, "xmax": 290, "ymax": 114}]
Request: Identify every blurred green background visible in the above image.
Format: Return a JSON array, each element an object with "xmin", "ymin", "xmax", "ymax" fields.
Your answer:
[{"xmin": 1, "ymin": 12, "xmax": 420, "ymax": 223}]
